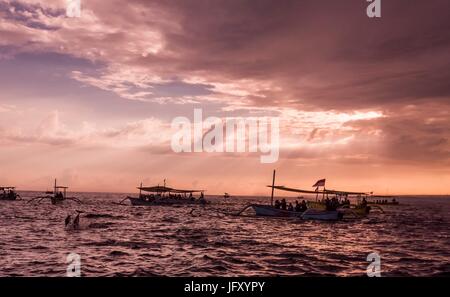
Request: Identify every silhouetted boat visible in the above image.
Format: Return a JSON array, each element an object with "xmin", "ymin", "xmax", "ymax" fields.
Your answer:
[
  {"xmin": 246, "ymin": 171, "xmax": 346, "ymax": 221},
  {"xmin": 121, "ymin": 182, "xmax": 208, "ymax": 206},
  {"xmin": 0, "ymin": 186, "xmax": 20, "ymax": 201},
  {"xmin": 368, "ymin": 195, "xmax": 399, "ymax": 205},
  {"xmin": 27, "ymin": 179, "xmax": 81, "ymax": 205},
  {"xmin": 224, "ymin": 193, "xmax": 230, "ymax": 199}
]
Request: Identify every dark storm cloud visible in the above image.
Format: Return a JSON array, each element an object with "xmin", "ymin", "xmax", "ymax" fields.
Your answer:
[{"xmin": 126, "ymin": 0, "xmax": 450, "ymax": 110}]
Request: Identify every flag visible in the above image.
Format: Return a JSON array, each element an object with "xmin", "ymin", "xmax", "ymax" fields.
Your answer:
[{"xmin": 312, "ymin": 179, "xmax": 326, "ymax": 187}]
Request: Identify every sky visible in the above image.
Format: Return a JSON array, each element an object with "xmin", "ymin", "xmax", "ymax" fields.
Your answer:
[{"xmin": 0, "ymin": 0, "xmax": 449, "ymax": 195}]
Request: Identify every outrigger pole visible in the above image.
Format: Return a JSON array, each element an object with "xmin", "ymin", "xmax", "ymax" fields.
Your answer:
[{"xmin": 270, "ymin": 170, "xmax": 276, "ymax": 206}]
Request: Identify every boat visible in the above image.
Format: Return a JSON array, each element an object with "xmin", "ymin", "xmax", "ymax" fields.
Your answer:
[
  {"xmin": 0, "ymin": 187, "xmax": 20, "ymax": 201},
  {"xmin": 120, "ymin": 182, "xmax": 208, "ymax": 206},
  {"xmin": 224, "ymin": 192, "xmax": 230, "ymax": 199},
  {"xmin": 368, "ymin": 195, "xmax": 399, "ymax": 205},
  {"xmin": 271, "ymin": 183, "xmax": 373, "ymax": 218},
  {"xmin": 301, "ymin": 208, "xmax": 344, "ymax": 220},
  {"xmin": 252, "ymin": 204, "xmax": 303, "ymax": 218},
  {"xmin": 27, "ymin": 179, "xmax": 81, "ymax": 205},
  {"xmin": 243, "ymin": 170, "xmax": 344, "ymax": 221},
  {"xmin": 250, "ymin": 204, "xmax": 342, "ymax": 221}
]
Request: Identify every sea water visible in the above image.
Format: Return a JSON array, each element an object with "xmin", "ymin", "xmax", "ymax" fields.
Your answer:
[{"xmin": 0, "ymin": 193, "xmax": 449, "ymax": 276}]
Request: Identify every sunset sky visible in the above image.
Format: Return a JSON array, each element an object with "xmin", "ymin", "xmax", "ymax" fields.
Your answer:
[{"xmin": 0, "ymin": 0, "xmax": 449, "ymax": 195}]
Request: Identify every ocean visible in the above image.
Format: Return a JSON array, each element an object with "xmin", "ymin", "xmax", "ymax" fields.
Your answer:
[{"xmin": 0, "ymin": 193, "xmax": 449, "ymax": 276}]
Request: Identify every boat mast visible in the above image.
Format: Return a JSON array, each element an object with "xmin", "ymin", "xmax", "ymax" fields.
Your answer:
[
  {"xmin": 270, "ymin": 170, "xmax": 276, "ymax": 206},
  {"xmin": 54, "ymin": 178, "xmax": 57, "ymax": 195},
  {"xmin": 322, "ymin": 179, "xmax": 326, "ymax": 201}
]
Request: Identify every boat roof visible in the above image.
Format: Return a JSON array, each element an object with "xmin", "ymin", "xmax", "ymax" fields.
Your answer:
[
  {"xmin": 268, "ymin": 185, "xmax": 319, "ymax": 194},
  {"xmin": 370, "ymin": 195, "xmax": 395, "ymax": 198},
  {"xmin": 55, "ymin": 186, "xmax": 69, "ymax": 189},
  {"xmin": 138, "ymin": 186, "xmax": 203, "ymax": 193},
  {"xmin": 0, "ymin": 186, "xmax": 15, "ymax": 190},
  {"xmin": 324, "ymin": 189, "xmax": 369, "ymax": 195},
  {"xmin": 268, "ymin": 185, "xmax": 369, "ymax": 195}
]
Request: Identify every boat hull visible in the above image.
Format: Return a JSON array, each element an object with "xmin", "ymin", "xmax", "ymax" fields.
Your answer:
[
  {"xmin": 128, "ymin": 197, "xmax": 208, "ymax": 206},
  {"xmin": 301, "ymin": 208, "xmax": 343, "ymax": 221},
  {"xmin": 252, "ymin": 204, "xmax": 303, "ymax": 218},
  {"xmin": 0, "ymin": 194, "xmax": 18, "ymax": 201},
  {"xmin": 0, "ymin": 197, "xmax": 16, "ymax": 201},
  {"xmin": 251, "ymin": 204, "xmax": 342, "ymax": 221}
]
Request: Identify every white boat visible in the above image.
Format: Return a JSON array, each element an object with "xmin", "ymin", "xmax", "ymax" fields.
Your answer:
[
  {"xmin": 248, "ymin": 170, "xmax": 375, "ymax": 221},
  {"xmin": 268, "ymin": 174, "xmax": 373, "ymax": 218}
]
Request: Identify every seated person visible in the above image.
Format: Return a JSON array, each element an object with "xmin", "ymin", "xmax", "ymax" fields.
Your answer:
[
  {"xmin": 294, "ymin": 201, "xmax": 301, "ymax": 212},
  {"xmin": 301, "ymin": 200, "xmax": 308, "ymax": 212},
  {"xmin": 287, "ymin": 203, "xmax": 294, "ymax": 211},
  {"xmin": 280, "ymin": 199, "xmax": 287, "ymax": 210},
  {"xmin": 361, "ymin": 197, "xmax": 368, "ymax": 207},
  {"xmin": 274, "ymin": 200, "xmax": 281, "ymax": 209}
]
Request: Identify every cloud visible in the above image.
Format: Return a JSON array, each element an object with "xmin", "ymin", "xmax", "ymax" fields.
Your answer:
[
  {"xmin": 0, "ymin": 0, "xmax": 449, "ymax": 194},
  {"xmin": 0, "ymin": 110, "xmax": 173, "ymax": 149},
  {"xmin": 1, "ymin": 0, "xmax": 449, "ymax": 112}
]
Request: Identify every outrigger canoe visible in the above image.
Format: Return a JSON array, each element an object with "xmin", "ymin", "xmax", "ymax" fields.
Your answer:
[
  {"xmin": 249, "ymin": 170, "xmax": 376, "ymax": 221},
  {"xmin": 128, "ymin": 196, "xmax": 208, "ymax": 206},
  {"xmin": 120, "ymin": 182, "xmax": 208, "ymax": 206},
  {"xmin": 27, "ymin": 179, "xmax": 82, "ymax": 205},
  {"xmin": 0, "ymin": 187, "xmax": 20, "ymax": 201}
]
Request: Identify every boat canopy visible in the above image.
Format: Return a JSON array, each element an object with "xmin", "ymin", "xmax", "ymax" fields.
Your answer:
[
  {"xmin": 267, "ymin": 185, "xmax": 320, "ymax": 194},
  {"xmin": 267, "ymin": 185, "xmax": 369, "ymax": 196},
  {"xmin": 370, "ymin": 195, "xmax": 395, "ymax": 198},
  {"xmin": 138, "ymin": 186, "xmax": 203, "ymax": 193},
  {"xmin": 0, "ymin": 186, "xmax": 16, "ymax": 191}
]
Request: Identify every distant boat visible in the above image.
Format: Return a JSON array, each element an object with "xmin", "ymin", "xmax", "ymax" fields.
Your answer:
[
  {"xmin": 368, "ymin": 195, "xmax": 399, "ymax": 205},
  {"xmin": 27, "ymin": 179, "xmax": 81, "ymax": 205},
  {"xmin": 120, "ymin": 182, "xmax": 209, "ymax": 206},
  {"xmin": 224, "ymin": 193, "xmax": 230, "ymax": 199},
  {"xmin": 0, "ymin": 186, "xmax": 20, "ymax": 201}
]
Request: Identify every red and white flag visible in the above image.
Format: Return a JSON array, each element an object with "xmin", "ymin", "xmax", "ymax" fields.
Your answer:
[{"xmin": 312, "ymin": 179, "xmax": 326, "ymax": 188}]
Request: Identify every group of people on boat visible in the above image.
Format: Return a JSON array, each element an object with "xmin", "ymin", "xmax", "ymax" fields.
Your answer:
[
  {"xmin": 1, "ymin": 189, "xmax": 17, "ymax": 200},
  {"xmin": 372, "ymin": 198, "xmax": 397, "ymax": 204},
  {"xmin": 273, "ymin": 199, "xmax": 308, "ymax": 212},
  {"xmin": 324, "ymin": 196, "xmax": 358, "ymax": 210},
  {"xmin": 139, "ymin": 192, "xmax": 206, "ymax": 203}
]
